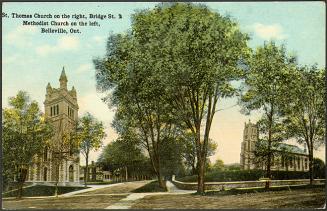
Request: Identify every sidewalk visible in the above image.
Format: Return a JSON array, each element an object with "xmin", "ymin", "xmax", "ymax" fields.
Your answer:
[
  {"xmin": 59, "ymin": 183, "xmax": 122, "ymax": 197},
  {"xmin": 3, "ymin": 182, "xmax": 125, "ymax": 199},
  {"xmin": 105, "ymin": 181, "xmax": 196, "ymax": 209}
]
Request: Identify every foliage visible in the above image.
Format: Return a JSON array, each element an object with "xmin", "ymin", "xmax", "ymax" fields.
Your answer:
[
  {"xmin": 159, "ymin": 136, "xmax": 187, "ymax": 178},
  {"xmin": 313, "ymin": 158, "xmax": 325, "ymax": 179},
  {"xmin": 177, "ymin": 169, "xmax": 310, "ymax": 182},
  {"xmin": 2, "ymin": 185, "xmax": 87, "ymax": 197},
  {"xmin": 178, "ymin": 133, "xmax": 218, "ymax": 175},
  {"xmin": 2, "ymin": 91, "xmax": 53, "ymax": 198},
  {"xmin": 132, "ymin": 181, "xmax": 167, "ymax": 193},
  {"xmin": 240, "ymin": 41, "xmax": 296, "ymax": 181},
  {"xmin": 94, "ymin": 2, "xmax": 249, "ymax": 193},
  {"xmin": 76, "ymin": 112, "xmax": 106, "ymax": 186},
  {"xmin": 48, "ymin": 117, "xmax": 79, "ymax": 195},
  {"xmin": 204, "ymin": 184, "xmax": 325, "ymax": 196},
  {"xmin": 209, "ymin": 159, "xmax": 225, "ymax": 172},
  {"xmin": 282, "ymin": 65, "xmax": 325, "ymax": 184},
  {"xmin": 98, "ymin": 138, "xmax": 154, "ymax": 180},
  {"xmin": 134, "ymin": 3, "xmax": 249, "ymax": 193},
  {"xmin": 225, "ymin": 163, "xmax": 241, "ymax": 171}
]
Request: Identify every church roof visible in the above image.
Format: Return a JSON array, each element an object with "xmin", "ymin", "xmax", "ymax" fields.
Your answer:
[
  {"xmin": 257, "ymin": 141, "xmax": 307, "ymax": 155},
  {"xmin": 275, "ymin": 143, "xmax": 307, "ymax": 155}
]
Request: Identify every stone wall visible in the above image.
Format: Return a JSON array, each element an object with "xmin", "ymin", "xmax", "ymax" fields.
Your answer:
[{"xmin": 172, "ymin": 177, "xmax": 325, "ymax": 191}]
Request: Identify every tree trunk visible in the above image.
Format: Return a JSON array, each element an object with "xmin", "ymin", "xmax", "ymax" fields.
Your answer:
[
  {"xmin": 17, "ymin": 168, "xmax": 27, "ymax": 199},
  {"xmin": 85, "ymin": 155, "xmax": 88, "ymax": 187},
  {"xmin": 309, "ymin": 146, "xmax": 314, "ymax": 185},
  {"xmin": 54, "ymin": 162, "xmax": 60, "ymax": 197},
  {"xmin": 157, "ymin": 172, "xmax": 166, "ymax": 189},
  {"xmin": 265, "ymin": 109, "xmax": 274, "ymax": 189},
  {"xmin": 197, "ymin": 158, "xmax": 205, "ymax": 194},
  {"xmin": 17, "ymin": 182, "xmax": 23, "ymax": 199},
  {"xmin": 125, "ymin": 166, "xmax": 128, "ymax": 182}
]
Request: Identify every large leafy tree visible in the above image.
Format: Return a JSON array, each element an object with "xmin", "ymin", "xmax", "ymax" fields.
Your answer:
[
  {"xmin": 94, "ymin": 27, "xmax": 180, "ymax": 188},
  {"xmin": 282, "ymin": 65, "xmax": 325, "ymax": 184},
  {"xmin": 77, "ymin": 112, "xmax": 106, "ymax": 187},
  {"xmin": 240, "ymin": 41, "xmax": 296, "ymax": 186},
  {"xmin": 146, "ymin": 3, "xmax": 249, "ymax": 193},
  {"xmin": 94, "ymin": 3, "xmax": 249, "ymax": 193},
  {"xmin": 2, "ymin": 91, "xmax": 53, "ymax": 198}
]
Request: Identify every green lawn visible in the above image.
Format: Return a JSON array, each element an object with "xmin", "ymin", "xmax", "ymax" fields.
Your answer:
[
  {"xmin": 132, "ymin": 180, "xmax": 167, "ymax": 193},
  {"xmin": 2, "ymin": 185, "xmax": 88, "ymax": 197}
]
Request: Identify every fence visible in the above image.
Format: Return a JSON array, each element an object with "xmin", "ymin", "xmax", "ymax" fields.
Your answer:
[{"xmin": 171, "ymin": 175, "xmax": 325, "ymax": 191}]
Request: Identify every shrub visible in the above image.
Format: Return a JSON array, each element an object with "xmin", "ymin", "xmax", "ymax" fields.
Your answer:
[
  {"xmin": 132, "ymin": 181, "xmax": 167, "ymax": 193},
  {"xmin": 177, "ymin": 169, "xmax": 311, "ymax": 182},
  {"xmin": 2, "ymin": 185, "xmax": 87, "ymax": 197}
]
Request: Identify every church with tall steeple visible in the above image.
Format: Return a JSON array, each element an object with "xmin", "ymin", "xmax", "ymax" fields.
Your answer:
[
  {"xmin": 240, "ymin": 120, "xmax": 309, "ymax": 172},
  {"xmin": 26, "ymin": 68, "xmax": 80, "ymax": 185}
]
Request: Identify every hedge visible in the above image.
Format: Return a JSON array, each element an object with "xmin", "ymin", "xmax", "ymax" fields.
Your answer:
[
  {"xmin": 2, "ymin": 185, "xmax": 88, "ymax": 197},
  {"xmin": 177, "ymin": 169, "xmax": 313, "ymax": 182}
]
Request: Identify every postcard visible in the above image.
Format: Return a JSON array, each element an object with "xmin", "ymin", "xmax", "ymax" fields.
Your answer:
[{"xmin": 2, "ymin": 1, "xmax": 325, "ymax": 209}]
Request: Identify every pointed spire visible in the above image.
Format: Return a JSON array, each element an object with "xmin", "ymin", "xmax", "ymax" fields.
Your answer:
[
  {"xmin": 46, "ymin": 82, "xmax": 52, "ymax": 96},
  {"xmin": 59, "ymin": 66, "xmax": 68, "ymax": 89},
  {"xmin": 60, "ymin": 66, "xmax": 67, "ymax": 82},
  {"xmin": 46, "ymin": 82, "xmax": 52, "ymax": 89},
  {"xmin": 71, "ymin": 86, "xmax": 77, "ymax": 98}
]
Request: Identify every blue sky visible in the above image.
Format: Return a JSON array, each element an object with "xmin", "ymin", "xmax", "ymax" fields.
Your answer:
[{"xmin": 2, "ymin": 2, "xmax": 325, "ymax": 164}]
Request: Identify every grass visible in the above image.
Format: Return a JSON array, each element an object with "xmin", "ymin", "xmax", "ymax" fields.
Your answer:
[
  {"xmin": 85, "ymin": 181, "xmax": 116, "ymax": 185},
  {"xmin": 132, "ymin": 180, "xmax": 167, "ymax": 193},
  {"xmin": 131, "ymin": 186, "xmax": 325, "ymax": 209},
  {"xmin": 2, "ymin": 185, "xmax": 88, "ymax": 197},
  {"xmin": 203, "ymin": 184, "xmax": 325, "ymax": 196}
]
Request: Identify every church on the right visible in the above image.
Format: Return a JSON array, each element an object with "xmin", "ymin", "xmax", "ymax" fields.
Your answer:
[{"xmin": 240, "ymin": 120, "xmax": 309, "ymax": 171}]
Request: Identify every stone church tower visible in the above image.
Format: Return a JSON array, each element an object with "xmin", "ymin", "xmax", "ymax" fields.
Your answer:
[
  {"xmin": 26, "ymin": 68, "xmax": 80, "ymax": 186},
  {"xmin": 240, "ymin": 120, "xmax": 258, "ymax": 170}
]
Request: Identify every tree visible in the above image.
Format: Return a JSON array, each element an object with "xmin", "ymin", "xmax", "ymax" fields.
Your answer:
[
  {"xmin": 240, "ymin": 41, "xmax": 296, "ymax": 188},
  {"xmin": 282, "ymin": 66, "xmax": 325, "ymax": 184},
  {"xmin": 225, "ymin": 163, "xmax": 241, "ymax": 171},
  {"xmin": 178, "ymin": 133, "xmax": 217, "ymax": 175},
  {"xmin": 98, "ymin": 138, "xmax": 153, "ymax": 181},
  {"xmin": 210, "ymin": 159, "xmax": 225, "ymax": 171},
  {"xmin": 94, "ymin": 3, "xmax": 249, "ymax": 193},
  {"xmin": 77, "ymin": 112, "xmax": 106, "ymax": 187},
  {"xmin": 94, "ymin": 25, "xmax": 181, "ymax": 189},
  {"xmin": 152, "ymin": 3, "xmax": 249, "ymax": 193},
  {"xmin": 313, "ymin": 158, "xmax": 325, "ymax": 179},
  {"xmin": 49, "ymin": 118, "xmax": 79, "ymax": 196},
  {"xmin": 2, "ymin": 91, "xmax": 53, "ymax": 198}
]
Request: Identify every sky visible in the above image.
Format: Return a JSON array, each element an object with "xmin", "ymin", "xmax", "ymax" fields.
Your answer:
[{"xmin": 2, "ymin": 2, "xmax": 325, "ymax": 165}]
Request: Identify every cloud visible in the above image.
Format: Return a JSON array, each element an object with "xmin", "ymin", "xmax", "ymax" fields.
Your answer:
[
  {"xmin": 36, "ymin": 36, "xmax": 79, "ymax": 56},
  {"xmin": 92, "ymin": 35, "xmax": 106, "ymax": 44},
  {"xmin": 5, "ymin": 25, "xmax": 37, "ymax": 47},
  {"xmin": 253, "ymin": 23, "xmax": 287, "ymax": 40},
  {"xmin": 76, "ymin": 63, "xmax": 93, "ymax": 74}
]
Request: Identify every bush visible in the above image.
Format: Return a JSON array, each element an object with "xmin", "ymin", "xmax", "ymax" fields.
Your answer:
[
  {"xmin": 132, "ymin": 181, "xmax": 167, "ymax": 193},
  {"xmin": 177, "ymin": 169, "xmax": 311, "ymax": 182},
  {"xmin": 2, "ymin": 185, "xmax": 88, "ymax": 197}
]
